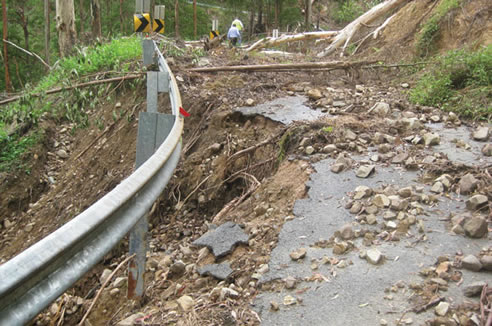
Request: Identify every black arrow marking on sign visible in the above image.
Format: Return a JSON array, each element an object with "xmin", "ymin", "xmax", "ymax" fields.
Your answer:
[
  {"xmin": 211, "ymin": 30, "xmax": 218, "ymax": 38},
  {"xmin": 154, "ymin": 19, "xmax": 164, "ymax": 33},
  {"xmin": 136, "ymin": 15, "xmax": 149, "ymax": 32}
]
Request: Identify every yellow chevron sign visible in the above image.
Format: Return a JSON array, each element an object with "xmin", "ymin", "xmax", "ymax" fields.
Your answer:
[
  {"xmin": 209, "ymin": 30, "xmax": 219, "ymax": 39},
  {"xmin": 134, "ymin": 13, "xmax": 151, "ymax": 33},
  {"xmin": 154, "ymin": 19, "xmax": 165, "ymax": 33}
]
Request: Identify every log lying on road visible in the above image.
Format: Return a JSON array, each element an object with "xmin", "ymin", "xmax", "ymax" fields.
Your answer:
[
  {"xmin": 245, "ymin": 31, "xmax": 338, "ymax": 52},
  {"xmin": 188, "ymin": 60, "xmax": 377, "ymax": 73}
]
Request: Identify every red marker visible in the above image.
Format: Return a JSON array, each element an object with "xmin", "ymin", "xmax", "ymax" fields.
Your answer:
[{"xmin": 179, "ymin": 107, "xmax": 190, "ymax": 117}]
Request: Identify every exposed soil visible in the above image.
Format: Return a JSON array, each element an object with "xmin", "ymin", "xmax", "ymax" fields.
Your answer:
[{"xmin": 0, "ymin": 1, "xmax": 491, "ymax": 325}]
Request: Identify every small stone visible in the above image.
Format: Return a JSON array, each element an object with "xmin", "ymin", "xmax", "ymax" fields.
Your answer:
[
  {"xmin": 435, "ymin": 301, "xmax": 449, "ymax": 316},
  {"xmin": 472, "ymin": 126, "xmax": 489, "ymax": 141},
  {"xmin": 208, "ymin": 143, "xmax": 222, "ymax": 154},
  {"xmin": 380, "ymin": 319, "xmax": 388, "ymax": 325},
  {"xmin": 333, "ymin": 242, "xmax": 348, "ymax": 255},
  {"xmin": 369, "ymin": 102, "xmax": 390, "ymax": 116},
  {"xmin": 331, "ymin": 163, "xmax": 345, "ymax": 173},
  {"xmin": 307, "ymin": 88, "xmax": 323, "ymax": 100},
  {"xmin": 245, "ymin": 98, "xmax": 255, "ymax": 106},
  {"xmin": 430, "ymin": 115, "xmax": 440, "ymax": 122},
  {"xmin": 392, "ymin": 152, "xmax": 408, "ymax": 164},
  {"xmin": 480, "ymin": 255, "xmax": 492, "ymax": 271},
  {"xmin": 423, "ymin": 133, "xmax": 440, "ymax": 146},
  {"xmin": 459, "ymin": 174, "xmax": 479, "ymax": 195},
  {"xmin": 356, "ymin": 165, "xmax": 375, "ymax": 178},
  {"xmin": 386, "ymin": 221, "xmax": 397, "ymax": 229},
  {"xmin": 100, "ymin": 269, "xmax": 112, "ymax": 284},
  {"xmin": 283, "ymin": 295, "xmax": 297, "ymax": 305},
  {"xmin": 345, "ymin": 129, "xmax": 357, "ymax": 141},
  {"xmin": 110, "ymin": 288, "xmax": 120, "ymax": 296},
  {"xmin": 398, "ymin": 187, "xmax": 413, "ymax": 198},
  {"xmin": 290, "ymin": 248, "xmax": 307, "ymax": 261},
  {"xmin": 378, "ymin": 144, "xmax": 392, "ymax": 154},
  {"xmin": 482, "ymin": 144, "xmax": 492, "ymax": 156},
  {"xmin": 113, "ymin": 277, "xmax": 126, "ymax": 288},
  {"xmin": 366, "ymin": 214, "xmax": 378, "ymax": 225},
  {"xmin": 270, "ymin": 301, "xmax": 280, "ymax": 311},
  {"xmin": 463, "ymin": 216, "xmax": 488, "ymax": 238},
  {"xmin": 383, "ymin": 211, "xmax": 397, "ymax": 220},
  {"xmin": 430, "ymin": 182, "xmax": 444, "ymax": 194},
  {"xmin": 340, "ymin": 224, "xmax": 354, "ymax": 240},
  {"xmin": 305, "ymin": 146, "xmax": 315, "ymax": 155},
  {"xmin": 198, "ymin": 263, "xmax": 234, "ymax": 280},
  {"xmin": 366, "ymin": 248, "xmax": 382, "ymax": 265},
  {"xmin": 56, "ymin": 149, "xmax": 69, "ymax": 159},
  {"xmin": 116, "ymin": 313, "xmax": 145, "ymax": 326},
  {"xmin": 461, "ymin": 255, "xmax": 482, "ymax": 272},
  {"xmin": 177, "ymin": 295, "xmax": 195, "ymax": 311},
  {"xmin": 284, "ymin": 276, "xmax": 297, "ymax": 289},
  {"xmin": 451, "ymin": 224, "xmax": 464, "ymax": 235},
  {"xmin": 465, "ymin": 194, "xmax": 488, "ymax": 211},
  {"xmin": 169, "ymin": 261, "xmax": 186, "ymax": 278},
  {"xmin": 401, "ymin": 83, "xmax": 409, "ymax": 88},
  {"xmin": 350, "ymin": 202, "xmax": 363, "ymax": 214},
  {"xmin": 373, "ymin": 194, "xmax": 390, "ymax": 208},
  {"xmin": 220, "ymin": 287, "xmax": 239, "ymax": 300},
  {"xmin": 323, "ymin": 144, "xmax": 337, "ymax": 153},
  {"xmin": 463, "ymin": 281, "xmax": 487, "ymax": 297},
  {"xmin": 354, "ymin": 186, "xmax": 372, "ymax": 199}
]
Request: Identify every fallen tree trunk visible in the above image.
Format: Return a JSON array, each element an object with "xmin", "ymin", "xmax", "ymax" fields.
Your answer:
[
  {"xmin": 317, "ymin": 0, "xmax": 407, "ymax": 57},
  {"xmin": 0, "ymin": 73, "xmax": 142, "ymax": 106},
  {"xmin": 246, "ymin": 31, "xmax": 338, "ymax": 52},
  {"xmin": 188, "ymin": 60, "xmax": 376, "ymax": 73}
]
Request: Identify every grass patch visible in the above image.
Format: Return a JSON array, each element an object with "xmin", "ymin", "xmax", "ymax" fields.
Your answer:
[
  {"xmin": 0, "ymin": 36, "xmax": 143, "ymax": 172},
  {"xmin": 416, "ymin": 0, "xmax": 460, "ymax": 57},
  {"xmin": 410, "ymin": 45, "xmax": 492, "ymax": 120}
]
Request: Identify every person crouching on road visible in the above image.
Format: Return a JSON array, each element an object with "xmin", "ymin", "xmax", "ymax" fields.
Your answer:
[{"xmin": 227, "ymin": 24, "xmax": 241, "ymax": 47}]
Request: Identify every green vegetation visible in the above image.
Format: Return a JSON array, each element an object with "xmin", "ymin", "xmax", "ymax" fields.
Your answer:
[
  {"xmin": 277, "ymin": 131, "xmax": 292, "ymax": 163},
  {"xmin": 0, "ymin": 36, "xmax": 143, "ymax": 173},
  {"xmin": 332, "ymin": 0, "xmax": 383, "ymax": 24},
  {"xmin": 416, "ymin": 0, "xmax": 460, "ymax": 57},
  {"xmin": 410, "ymin": 45, "xmax": 492, "ymax": 120}
]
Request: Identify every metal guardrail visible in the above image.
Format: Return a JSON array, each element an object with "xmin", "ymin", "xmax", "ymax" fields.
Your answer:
[{"xmin": 0, "ymin": 40, "xmax": 183, "ymax": 325}]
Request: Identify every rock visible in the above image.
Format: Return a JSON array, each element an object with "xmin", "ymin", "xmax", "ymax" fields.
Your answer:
[
  {"xmin": 435, "ymin": 174, "xmax": 452, "ymax": 190},
  {"xmin": 349, "ymin": 202, "xmax": 362, "ymax": 214},
  {"xmin": 430, "ymin": 115, "xmax": 440, "ymax": 122},
  {"xmin": 115, "ymin": 102, "xmax": 122, "ymax": 108},
  {"xmin": 177, "ymin": 295, "xmax": 195, "ymax": 311},
  {"xmin": 354, "ymin": 186, "xmax": 372, "ymax": 199},
  {"xmin": 305, "ymin": 146, "xmax": 315, "ymax": 155},
  {"xmin": 459, "ymin": 174, "xmax": 478, "ymax": 195},
  {"xmin": 290, "ymin": 248, "xmax": 307, "ymax": 261},
  {"xmin": 116, "ymin": 313, "xmax": 145, "ymax": 326},
  {"xmin": 340, "ymin": 224, "xmax": 354, "ymax": 240},
  {"xmin": 100, "ymin": 269, "xmax": 112, "ymax": 284},
  {"xmin": 465, "ymin": 194, "xmax": 488, "ymax": 211},
  {"xmin": 398, "ymin": 187, "xmax": 413, "ymax": 198},
  {"xmin": 392, "ymin": 152, "xmax": 408, "ymax": 164},
  {"xmin": 401, "ymin": 83, "xmax": 409, "ymax": 88},
  {"xmin": 198, "ymin": 263, "xmax": 233, "ymax": 280},
  {"xmin": 430, "ymin": 182, "xmax": 444, "ymax": 194},
  {"xmin": 404, "ymin": 157, "xmax": 418, "ymax": 170},
  {"xmin": 463, "ymin": 281, "xmax": 487, "ymax": 297},
  {"xmin": 435, "ymin": 302, "xmax": 449, "ymax": 316},
  {"xmin": 480, "ymin": 256, "xmax": 492, "ymax": 271},
  {"xmin": 356, "ymin": 165, "xmax": 375, "ymax": 178},
  {"xmin": 3, "ymin": 219, "xmax": 13, "ymax": 229},
  {"xmin": 284, "ymin": 276, "xmax": 297, "ymax": 289},
  {"xmin": 461, "ymin": 255, "xmax": 482, "ymax": 272},
  {"xmin": 390, "ymin": 197, "xmax": 408, "ymax": 211},
  {"xmin": 331, "ymin": 163, "xmax": 345, "ymax": 173},
  {"xmin": 245, "ymin": 98, "xmax": 255, "ymax": 106},
  {"xmin": 270, "ymin": 301, "xmax": 280, "ymax": 311},
  {"xmin": 307, "ymin": 88, "xmax": 322, "ymax": 100},
  {"xmin": 192, "ymin": 222, "xmax": 249, "ymax": 258},
  {"xmin": 369, "ymin": 102, "xmax": 390, "ymax": 116},
  {"xmin": 482, "ymin": 144, "xmax": 492, "ymax": 156},
  {"xmin": 366, "ymin": 214, "xmax": 378, "ymax": 225},
  {"xmin": 386, "ymin": 221, "xmax": 397, "ymax": 229},
  {"xmin": 333, "ymin": 101, "xmax": 346, "ymax": 107},
  {"xmin": 345, "ymin": 129, "xmax": 357, "ymax": 141},
  {"xmin": 56, "ymin": 149, "xmax": 69, "ymax": 159},
  {"xmin": 220, "ymin": 287, "xmax": 239, "ymax": 300},
  {"xmin": 113, "ymin": 277, "xmax": 126, "ymax": 288},
  {"xmin": 209, "ymin": 287, "xmax": 221, "ymax": 301},
  {"xmin": 373, "ymin": 194, "xmax": 390, "ymax": 208},
  {"xmin": 323, "ymin": 144, "xmax": 337, "ymax": 153},
  {"xmin": 423, "ymin": 133, "xmax": 440, "ymax": 146},
  {"xmin": 366, "ymin": 248, "xmax": 383, "ymax": 265},
  {"xmin": 333, "ymin": 242, "xmax": 348, "ymax": 255},
  {"xmin": 169, "ymin": 261, "xmax": 186, "ymax": 278},
  {"xmin": 380, "ymin": 319, "xmax": 388, "ymax": 325},
  {"xmin": 283, "ymin": 295, "xmax": 297, "ymax": 305},
  {"xmin": 110, "ymin": 288, "xmax": 120, "ymax": 296},
  {"xmin": 378, "ymin": 144, "xmax": 392, "ymax": 154},
  {"xmin": 472, "ymin": 126, "xmax": 489, "ymax": 141},
  {"xmin": 208, "ymin": 143, "xmax": 222, "ymax": 154},
  {"xmin": 451, "ymin": 224, "xmax": 464, "ymax": 235}
]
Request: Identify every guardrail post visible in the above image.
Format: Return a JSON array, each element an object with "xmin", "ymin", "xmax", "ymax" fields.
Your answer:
[{"xmin": 129, "ymin": 40, "xmax": 174, "ymax": 299}]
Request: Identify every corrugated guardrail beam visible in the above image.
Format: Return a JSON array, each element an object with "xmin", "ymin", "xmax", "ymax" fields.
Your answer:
[{"xmin": 0, "ymin": 40, "xmax": 183, "ymax": 325}]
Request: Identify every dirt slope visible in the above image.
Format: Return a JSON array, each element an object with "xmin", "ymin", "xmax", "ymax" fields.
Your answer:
[{"xmin": 0, "ymin": 0, "xmax": 491, "ymax": 325}]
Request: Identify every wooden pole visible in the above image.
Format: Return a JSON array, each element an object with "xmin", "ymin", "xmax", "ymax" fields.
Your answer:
[
  {"xmin": 193, "ymin": 0, "xmax": 197, "ymax": 39},
  {"xmin": 45, "ymin": 0, "xmax": 51, "ymax": 65}
]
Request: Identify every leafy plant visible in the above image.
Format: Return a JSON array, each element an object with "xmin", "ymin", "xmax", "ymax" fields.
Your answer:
[
  {"xmin": 0, "ymin": 133, "xmax": 39, "ymax": 173},
  {"xmin": 334, "ymin": 0, "xmax": 364, "ymax": 24},
  {"xmin": 410, "ymin": 46, "xmax": 492, "ymax": 120}
]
